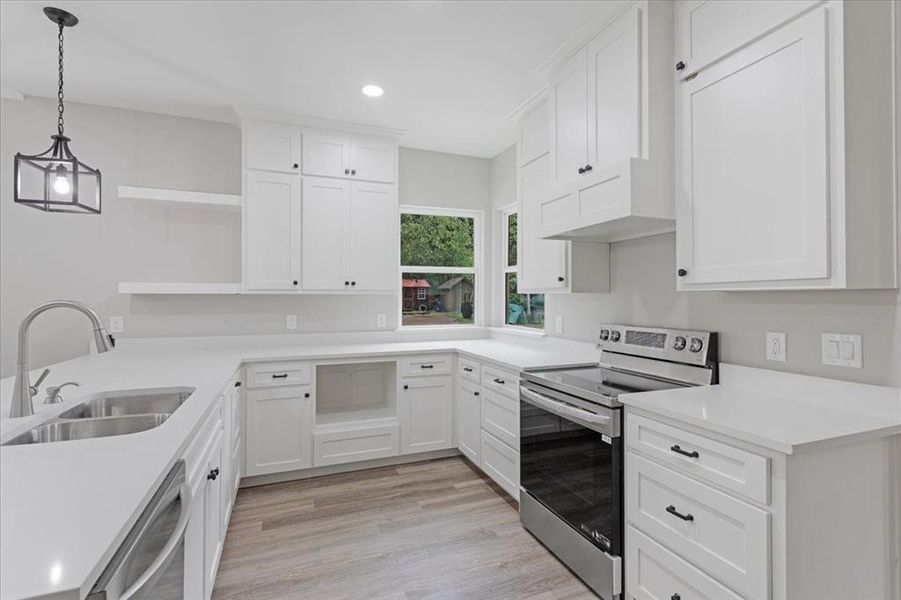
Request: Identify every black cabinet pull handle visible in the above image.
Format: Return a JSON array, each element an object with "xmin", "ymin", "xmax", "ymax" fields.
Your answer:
[
  {"xmin": 584, "ymin": 164, "xmax": 593, "ymax": 172},
  {"xmin": 677, "ymin": 268, "xmax": 688, "ymax": 277},
  {"xmin": 304, "ymin": 392, "xmax": 310, "ymax": 398},
  {"xmin": 344, "ymin": 168, "xmax": 350, "ymax": 174},
  {"xmin": 272, "ymin": 373, "xmax": 288, "ymax": 379},
  {"xmin": 493, "ymin": 378, "xmax": 505, "ymax": 385},
  {"xmin": 666, "ymin": 505, "xmax": 694, "ymax": 522},
  {"xmin": 420, "ymin": 364, "xmax": 434, "ymax": 369},
  {"xmin": 578, "ymin": 166, "xmax": 586, "ymax": 174},
  {"xmin": 670, "ymin": 444, "xmax": 699, "ymax": 458},
  {"xmin": 672, "ymin": 595, "xmax": 681, "ymax": 600},
  {"xmin": 474, "ymin": 391, "xmax": 480, "ymax": 396},
  {"xmin": 463, "ymin": 367, "xmax": 473, "ymax": 372},
  {"xmin": 208, "ymin": 468, "xmax": 219, "ymax": 481},
  {"xmin": 675, "ymin": 61, "xmax": 686, "ymax": 71}
]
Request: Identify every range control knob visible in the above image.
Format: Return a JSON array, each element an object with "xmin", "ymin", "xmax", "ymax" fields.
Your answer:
[
  {"xmin": 609, "ymin": 330, "xmax": 621, "ymax": 342},
  {"xmin": 599, "ymin": 329, "xmax": 610, "ymax": 341},
  {"xmin": 673, "ymin": 336, "xmax": 687, "ymax": 351},
  {"xmin": 689, "ymin": 337, "xmax": 704, "ymax": 353}
]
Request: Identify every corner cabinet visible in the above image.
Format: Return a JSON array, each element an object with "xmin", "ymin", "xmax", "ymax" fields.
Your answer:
[{"xmin": 675, "ymin": 0, "xmax": 898, "ymax": 290}]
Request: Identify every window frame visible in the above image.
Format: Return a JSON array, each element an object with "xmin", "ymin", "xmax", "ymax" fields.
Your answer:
[
  {"xmin": 500, "ymin": 204, "xmax": 544, "ymax": 331},
  {"xmin": 399, "ymin": 205, "xmax": 484, "ymax": 329}
]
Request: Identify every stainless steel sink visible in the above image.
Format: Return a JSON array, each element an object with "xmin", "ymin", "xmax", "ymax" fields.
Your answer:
[
  {"xmin": 3, "ymin": 414, "xmax": 171, "ymax": 445},
  {"xmin": 58, "ymin": 388, "xmax": 194, "ymax": 419}
]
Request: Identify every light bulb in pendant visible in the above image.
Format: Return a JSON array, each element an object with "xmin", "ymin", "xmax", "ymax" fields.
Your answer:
[{"xmin": 52, "ymin": 165, "xmax": 70, "ymax": 194}]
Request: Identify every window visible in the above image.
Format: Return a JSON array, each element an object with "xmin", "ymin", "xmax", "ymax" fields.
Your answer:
[
  {"xmin": 400, "ymin": 207, "xmax": 481, "ymax": 327},
  {"xmin": 503, "ymin": 208, "xmax": 544, "ymax": 329}
]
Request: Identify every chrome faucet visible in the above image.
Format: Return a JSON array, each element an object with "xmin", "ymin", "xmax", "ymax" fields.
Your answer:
[{"xmin": 9, "ymin": 300, "xmax": 115, "ymax": 418}]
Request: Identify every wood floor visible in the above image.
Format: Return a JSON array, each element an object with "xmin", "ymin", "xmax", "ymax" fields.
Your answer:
[{"xmin": 212, "ymin": 457, "xmax": 596, "ymax": 599}]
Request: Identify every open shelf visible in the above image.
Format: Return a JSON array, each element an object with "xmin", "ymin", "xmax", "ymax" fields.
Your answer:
[
  {"xmin": 118, "ymin": 282, "xmax": 243, "ymax": 295},
  {"xmin": 118, "ymin": 185, "xmax": 242, "ymax": 210},
  {"xmin": 315, "ymin": 362, "xmax": 397, "ymax": 427}
]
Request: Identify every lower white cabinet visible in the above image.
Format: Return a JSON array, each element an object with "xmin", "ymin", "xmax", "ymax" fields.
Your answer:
[
  {"xmin": 245, "ymin": 385, "xmax": 313, "ymax": 476},
  {"xmin": 203, "ymin": 431, "xmax": 224, "ymax": 597},
  {"xmin": 456, "ymin": 380, "xmax": 481, "ymax": 464},
  {"xmin": 480, "ymin": 430, "xmax": 519, "ymax": 501},
  {"xmin": 313, "ymin": 420, "xmax": 400, "ymax": 466},
  {"xmin": 399, "ymin": 376, "xmax": 453, "ymax": 454},
  {"xmin": 480, "ymin": 389, "xmax": 518, "ymax": 450}
]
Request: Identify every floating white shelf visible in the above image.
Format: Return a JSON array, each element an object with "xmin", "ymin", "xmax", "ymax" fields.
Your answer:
[
  {"xmin": 118, "ymin": 282, "xmax": 243, "ymax": 295},
  {"xmin": 118, "ymin": 185, "xmax": 242, "ymax": 209}
]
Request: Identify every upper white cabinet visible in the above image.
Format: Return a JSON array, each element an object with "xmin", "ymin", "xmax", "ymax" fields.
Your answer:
[
  {"xmin": 518, "ymin": 99, "xmax": 549, "ymax": 168},
  {"xmin": 243, "ymin": 170, "xmax": 301, "ymax": 291},
  {"xmin": 302, "ymin": 177, "xmax": 397, "ymax": 291},
  {"xmin": 244, "ymin": 122, "xmax": 302, "ymax": 173},
  {"xmin": 303, "ymin": 131, "xmax": 396, "ymax": 183},
  {"xmin": 541, "ymin": 1, "xmax": 675, "ymax": 242},
  {"xmin": 675, "ymin": 0, "xmax": 898, "ymax": 290}
]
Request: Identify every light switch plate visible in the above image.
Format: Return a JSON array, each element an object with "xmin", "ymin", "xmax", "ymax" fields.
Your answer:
[
  {"xmin": 376, "ymin": 313, "xmax": 387, "ymax": 328},
  {"xmin": 109, "ymin": 316, "xmax": 124, "ymax": 334},
  {"xmin": 555, "ymin": 316, "xmax": 564, "ymax": 335},
  {"xmin": 765, "ymin": 332, "xmax": 786, "ymax": 362},
  {"xmin": 286, "ymin": 314, "xmax": 298, "ymax": 330},
  {"xmin": 821, "ymin": 333, "xmax": 862, "ymax": 368}
]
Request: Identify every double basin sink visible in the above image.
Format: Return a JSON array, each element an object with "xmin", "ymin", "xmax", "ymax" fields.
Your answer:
[{"xmin": 3, "ymin": 387, "xmax": 194, "ymax": 446}]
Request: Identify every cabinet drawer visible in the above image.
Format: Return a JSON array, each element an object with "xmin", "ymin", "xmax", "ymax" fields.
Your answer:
[
  {"xmin": 480, "ymin": 430, "xmax": 519, "ymax": 501},
  {"xmin": 399, "ymin": 354, "xmax": 453, "ymax": 377},
  {"xmin": 458, "ymin": 357, "xmax": 481, "ymax": 385},
  {"xmin": 627, "ymin": 452, "xmax": 769, "ymax": 599},
  {"xmin": 481, "ymin": 389, "xmax": 519, "ymax": 451},
  {"xmin": 627, "ymin": 413, "xmax": 769, "ymax": 503},
  {"xmin": 626, "ymin": 525, "xmax": 742, "ymax": 600},
  {"xmin": 481, "ymin": 364, "xmax": 519, "ymax": 400},
  {"xmin": 313, "ymin": 421, "xmax": 399, "ymax": 467},
  {"xmin": 246, "ymin": 361, "xmax": 312, "ymax": 389}
]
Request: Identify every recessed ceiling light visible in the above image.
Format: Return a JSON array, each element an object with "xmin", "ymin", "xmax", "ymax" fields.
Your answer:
[{"xmin": 361, "ymin": 84, "xmax": 384, "ymax": 98}]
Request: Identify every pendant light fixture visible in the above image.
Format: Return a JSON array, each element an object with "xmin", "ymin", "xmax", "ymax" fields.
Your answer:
[{"xmin": 14, "ymin": 7, "xmax": 101, "ymax": 214}]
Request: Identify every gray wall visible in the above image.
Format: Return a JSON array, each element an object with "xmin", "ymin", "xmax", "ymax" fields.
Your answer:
[{"xmin": 0, "ymin": 98, "xmax": 491, "ymax": 377}]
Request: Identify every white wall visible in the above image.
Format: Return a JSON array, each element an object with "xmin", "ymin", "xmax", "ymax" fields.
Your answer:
[{"xmin": 0, "ymin": 98, "xmax": 491, "ymax": 377}]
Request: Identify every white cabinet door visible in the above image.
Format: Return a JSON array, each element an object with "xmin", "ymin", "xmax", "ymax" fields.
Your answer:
[
  {"xmin": 587, "ymin": 6, "xmax": 641, "ymax": 172},
  {"xmin": 244, "ymin": 123, "xmax": 301, "ymax": 173},
  {"xmin": 244, "ymin": 171, "xmax": 301, "ymax": 291},
  {"xmin": 457, "ymin": 381, "xmax": 481, "ymax": 464},
  {"xmin": 302, "ymin": 131, "xmax": 351, "ymax": 179},
  {"xmin": 676, "ymin": 7, "xmax": 829, "ymax": 286},
  {"xmin": 350, "ymin": 138, "xmax": 396, "ymax": 183},
  {"xmin": 518, "ymin": 154, "xmax": 568, "ymax": 292},
  {"xmin": 347, "ymin": 182, "xmax": 396, "ymax": 290},
  {"xmin": 400, "ymin": 376, "xmax": 453, "ymax": 454},
  {"xmin": 518, "ymin": 99, "xmax": 549, "ymax": 167},
  {"xmin": 183, "ymin": 472, "xmax": 206, "ymax": 600},
  {"xmin": 245, "ymin": 386, "xmax": 313, "ymax": 476},
  {"xmin": 480, "ymin": 430, "xmax": 520, "ymax": 501},
  {"xmin": 302, "ymin": 178, "xmax": 349, "ymax": 290},
  {"xmin": 549, "ymin": 48, "xmax": 589, "ymax": 185},
  {"xmin": 203, "ymin": 432, "xmax": 224, "ymax": 599}
]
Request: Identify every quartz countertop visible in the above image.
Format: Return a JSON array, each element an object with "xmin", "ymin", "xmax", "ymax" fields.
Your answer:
[{"xmin": 0, "ymin": 333, "xmax": 597, "ymax": 600}]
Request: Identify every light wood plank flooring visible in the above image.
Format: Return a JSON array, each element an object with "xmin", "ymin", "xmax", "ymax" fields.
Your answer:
[{"xmin": 212, "ymin": 457, "xmax": 595, "ymax": 599}]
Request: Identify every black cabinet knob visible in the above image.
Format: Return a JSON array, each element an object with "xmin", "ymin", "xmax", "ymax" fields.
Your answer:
[
  {"xmin": 234, "ymin": 381, "xmax": 241, "ymax": 388},
  {"xmin": 351, "ymin": 281, "xmax": 356, "ymax": 286},
  {"xmin": 207, "ymin": 468, "xmax": 219, "ymax": 481},
  {"xmin": 578, "ymin": 166, "xmax": 586, "ymax": 174},
  {"xmin": 304, "ymin": 392, "xmax": 310, "ymax": 398},
  {"xmin": 474, "ymin": 391, "xmax": 479, "ymax": 396},
  {"xmin": 293, "ymin": 163, "xmax": 299, "ymax": 169},
  {"xmin": 403, "ymin": 384, "xmax": 409, "ymax": 390},
  {"xmin": 345, "ymin": 281, "xmax": 350, "ymax": 286},
  {"xmin": 675, "ymin": 61, "xmax": 686, "ymax": 71},
  {"xmin": 344, "ymin": 168, "xmax": 350, "ymax": 175},
  {"xmin": 677, "ymin": 268, "xmax": 688, "ymax": 277},
  {"xmin": 584, "ymin": 164, "xmax": 593, "ymax": 172},
  {"xmin": 351, "ymin": 169, "xmax": 356, "ymax": 175},
  {"xmin": 293, "ymin": 280, "xmax": 298, "ymax": 286},
  {"xmin": 672, "ymin": 595, "xmax": 681, "ymax": 600},
  {"xmin": 557, "ymin": 276, "xmax": 564, "ymax": 282}
]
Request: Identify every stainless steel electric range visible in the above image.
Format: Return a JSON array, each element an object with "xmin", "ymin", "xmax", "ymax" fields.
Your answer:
[{"xmin": 518, "ymin": 324, "xmax": 718, "ymax": 600}]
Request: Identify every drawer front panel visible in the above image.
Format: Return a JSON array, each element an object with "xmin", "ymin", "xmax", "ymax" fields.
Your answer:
[
  {"xmin": 481, "ymin": 364, "xmax": 519, "ymax": 400},
  {"xmin": 627, "ymin": 413, "xmax": 769, "ymax": 503},
  {"xmin": 480, "ymin": 430, "xmax": 519, "ymax": 501},
  {"xmin": 626, "ymin": 525, "xmax": 742, "ymax": 600},
  {"xmin": 627, "ymin": 452, "xmax": 770, "ymax": 599},
  {"xmin": 246, "ymin": 361, "xmax": 312, "ymax": 389},
  {"xmin": 481, "ymin": 389, "xmax": 519, "ymax": 451},
  {"xmin": 399, "ymin": 354, "xmax": 454, "ymax": 377},
  {"xmin": 458, "ymin": 357, "xmax": 481, "ymax": 385},
  {"xmin": 313, "ymin": 423, "xmax": 399, "ymax": 467}
]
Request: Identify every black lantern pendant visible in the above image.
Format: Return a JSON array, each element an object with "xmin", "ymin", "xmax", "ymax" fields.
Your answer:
[{"xmin": 14, "ymin": 7, "xmax": 101, "ymax": 214}]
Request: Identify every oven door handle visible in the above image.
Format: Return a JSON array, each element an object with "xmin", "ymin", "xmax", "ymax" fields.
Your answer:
[{"xmin": 520, "ymin": 386, "xmax": 617, "ymax": 436}]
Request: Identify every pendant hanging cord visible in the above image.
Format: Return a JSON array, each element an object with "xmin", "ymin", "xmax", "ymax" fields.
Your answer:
[{"xmin": 57, "ymin": 21, "xmax": 64, "ymax": 136}]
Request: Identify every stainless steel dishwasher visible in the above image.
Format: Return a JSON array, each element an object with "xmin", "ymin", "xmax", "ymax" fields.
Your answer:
[{"xmin": 88, "ymin": 460, "xmax": 191, "ymax": 599}]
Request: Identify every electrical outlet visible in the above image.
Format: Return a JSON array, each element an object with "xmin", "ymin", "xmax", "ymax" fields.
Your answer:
[
  {"xmin": 109, "ymin": 316, "xmax": 124, "ymax": 334},
  {"xmin": 376, "ymin": 313, "xmax": 387, "ymax": 328},
  {"xmin": 555, "ymin": 316, "xmax": 564, "ymax": 335},
  {"xmin": 821, "ymin": 333, "xmax": 862, "ymax": 368},
  {"xmin": 765, "ymin": 332, "xmax": 786, "ymax": 362},
  {"xmin": 286, "ymin": 314, "xmax": 298, "ymax": 330}
]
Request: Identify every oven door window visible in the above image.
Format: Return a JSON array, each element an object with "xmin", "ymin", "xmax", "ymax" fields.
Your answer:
[{"xmin": 520, "ymin": 399, "xmax": 622, "ymax": 554}]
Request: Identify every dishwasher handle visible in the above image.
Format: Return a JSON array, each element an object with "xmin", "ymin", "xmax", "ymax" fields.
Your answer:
[{"xmin": 121, "ymin": 481, "xmax": 192, "ymax": 600}]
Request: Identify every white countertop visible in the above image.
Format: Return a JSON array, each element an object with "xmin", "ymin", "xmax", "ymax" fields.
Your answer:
[
  {"xmin": 620, "ymin": 364, "xmax": 901, "ymax": 455},
  {"xmin": 0, "ymin": 333, "xmax": 597, "ymax": 600}
]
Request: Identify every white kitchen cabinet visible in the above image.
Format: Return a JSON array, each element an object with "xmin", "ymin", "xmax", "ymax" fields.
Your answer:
[
  {"xmin": 183, "ymin": 465, "xmax": 206, "ymax": 600},
  {"xmin": 399, "ymin": 376, "xmax": 453, "ymax": 454},
  {"xmin": 243, "ymin": 170, "xmax": 301, "ymax": 291},
  {"xmin": 456, "ymin": 379, "xmax": 481, "ymax": 464},
  {"xmin": 302, "ymin": 177, "xmax": 396, "ymax": 291},
  {"xmin": 313, "ymin": 420, "xmax": 400, "ymax": 466},
  {"xmin": 303, "ymin": 131, "xmax": 396, "ymax": 183},
  {"xmin": 203, "ymin": 431, "xmax": 224, "ymax": 599},
  {"xmin": 480, "ymin": 430, "xmax": 519, "ymax": 501},
  {"xmin": 675, "ymin": 0, "xmax": 898, "ymax": 290},
  {"xmin": 518, "ymin": 98, "xmax": 549, "ymax": 168},
  {"xmin": 548, "ymin": 47, "xmax": 589, "ymax": 186},
  {"xmin": 245, "ymin": 385, "xmax": 313, "ymax": 476},
  {"xmin": 243, "ymin": 122, "xmax": 302, "ymax": 174},
  {"xmin": 220, "ymin": 379, "xmax": 241, "ymax": 536},
  {"xmin": 480, "ymin": 389, "xmax": 518, "ymax": 451}
]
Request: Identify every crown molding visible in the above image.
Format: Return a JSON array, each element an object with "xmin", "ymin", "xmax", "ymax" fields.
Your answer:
[
  {"xmin": 234, "ymin": 105, "xmax": 406, "ymax": 139},
  {"xmin": 507, "ymin": 84, "xmax": 549, "ymax": 122}
]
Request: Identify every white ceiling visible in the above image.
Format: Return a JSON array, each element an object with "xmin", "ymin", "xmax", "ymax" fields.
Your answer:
[{"xmin": 0, "ymin": 1, "xmax": 620, "ymax": 158}]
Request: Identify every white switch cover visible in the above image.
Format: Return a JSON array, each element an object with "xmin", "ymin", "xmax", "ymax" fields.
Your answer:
[
  {"xmin": 109, "ymin": 316, "xmax": 124, "ymax": 334},
  {"xmin": 555, "ymin": 316, "xmax": 564, "ymax": 335},
  {"xmin": 765, "ymin": 332, "xmax": 786, "ymax": 362},
  {"xmin": 376, "ymin": 313, "xmax": 387, "ymax": 328},
  {"xmin": 821, "ymin": 333, "xmax": 862, "ymax": 368},
  {"xmin": 286, "ymin": 314, "xmax": 298, "ymax": 330}
]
